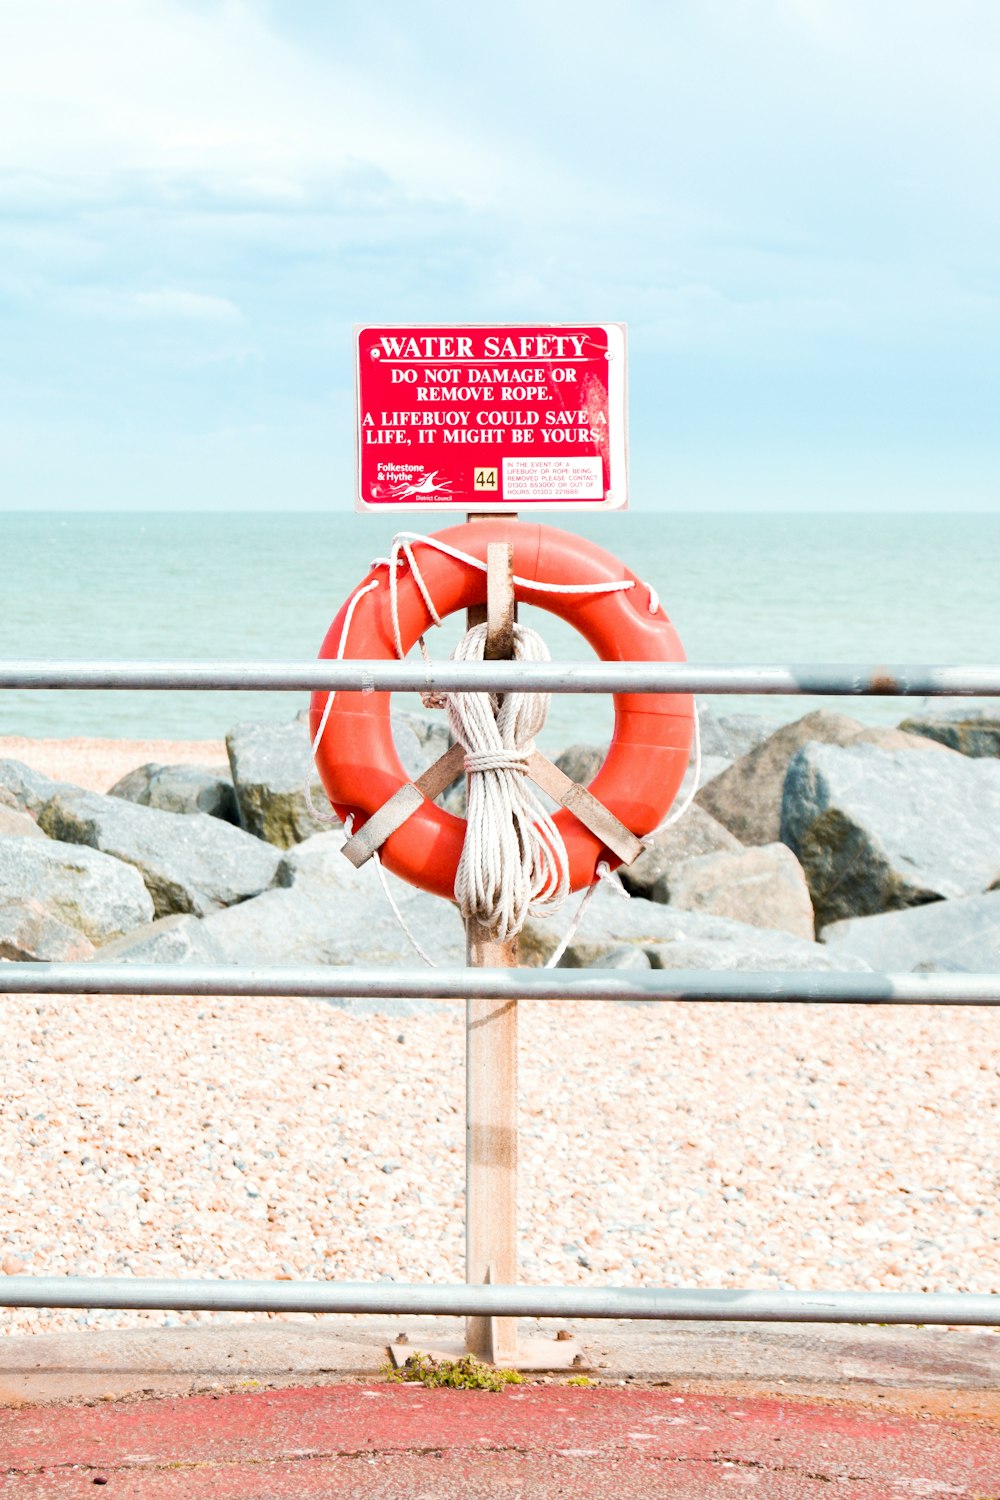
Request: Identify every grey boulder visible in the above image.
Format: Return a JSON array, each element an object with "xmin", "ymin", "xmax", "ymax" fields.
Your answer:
[
  {"xmin": 663, "ymin": 842, "xmax": 815, "ymax": 940},
  {"xmin": 203, "ymin": 830, "xmax": 466, "ymax": 970},
  {"xmin": 393, "ymin": 708, "xmax": 453, "ymax": 778},
  {"xmin": 520, "ymin": 886, "xmax": 869, "ymax": 972},
  {"xmin": 554, "ymin": 743, "xmax": 604, "ymax": 786},
  {"xmin": 0, "ymin": 898, "xmax": 96, "ymax": 961},
  {"xmin": 579, "ymin": 944, "xmax": 653, "ymax": 971},
  {"xmin": 0, "ymin": 759, "xmax": 76, "ymax": 818},
  {"xmin": 678, "ymin": 753, "xmax": 733, "ymax": 802},
  {"xmin": 621, "ymin": 804, "xmax": 741, "ymax": 902},
  {"xmin": 717, "ymin": 714, "xmax": 785, "ymax": 759},
  {"xmin": 109, "ymin": 762, "xmax": 238, "ymax": 822},
  {"xmin": 226, "ymin": 716, "xmax": 337, "ymax": 847},
  {"xmin": 98, "ymin": 913, "xmax": 226, "ymax": 964},
  {"xmin": 226, "ymin": 708, "xmax": 461, "ymax": 847},
  {"xmin": 38, "ymin": 789, "xmax": 281, "ymax": 919},
  {"xmin": 897, "ymin": 707, "xmax": 1000, "ymax": 759},
  {"xmin": 696, "ymin": 710, "xmax": 948, "ymax": 846},
  {"xmin": 393, "ymin": 710, "xmax": 465, "ymax": 816},
  {"xmin": 693, "ymin": 700, "xmax": 733, "ymax": 758},
  {"xmin": 0, "ymin": 806, "xmax": 46, "ymax": 840},
  {"xmin": 782, "ymin": 742, "xmax": 1000, "ymax": 928},
  {"xmin": 0, "ymin": 833, "xmax": 154, "ymax": 945},
  {"xmin": 821, "ymin": 891, "xmax": 1000, "ymax": 972}
]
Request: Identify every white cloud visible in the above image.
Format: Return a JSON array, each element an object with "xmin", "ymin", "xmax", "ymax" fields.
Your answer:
[
  {"xmin": 127, "ymin": 287, "xmax": 245, "ymax": 322},
  {"xmin": 0, "ymin": 0, "xmax": 511, "ymax": 206}
]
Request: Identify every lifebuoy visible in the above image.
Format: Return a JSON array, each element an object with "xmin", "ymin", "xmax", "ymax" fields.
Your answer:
[{"xmin": 310, "ymin": 520, "xmax": 694, "ymax": 902}]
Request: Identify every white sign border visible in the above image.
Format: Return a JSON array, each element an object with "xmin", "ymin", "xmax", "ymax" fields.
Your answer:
[{"xmin": 353, "ymin": 322, "xmax": 628, "ymax": 514}]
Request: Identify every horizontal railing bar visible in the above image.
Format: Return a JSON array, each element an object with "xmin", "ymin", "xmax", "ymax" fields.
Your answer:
[
  {"xmin": 1, "ymin": 661, "xmax": 1000, "ymax": 695},
  {"xmin": 2, "ymin": 1277, "xmax": 997, "ymax": 1324},
  {"xmin": 1, "ymin": 964, "xmax": 998, "ymax": 1004}
]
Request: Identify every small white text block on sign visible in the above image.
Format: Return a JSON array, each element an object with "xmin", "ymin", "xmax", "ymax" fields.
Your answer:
[{"xmin": 502, "ymin": 457, "xmax": 603, "ymax": 502}]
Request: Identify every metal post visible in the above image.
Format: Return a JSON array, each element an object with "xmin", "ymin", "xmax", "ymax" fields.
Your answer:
[{"xmin": 464, "ymin": 536, "xmax": 520, "ymax": 1363}]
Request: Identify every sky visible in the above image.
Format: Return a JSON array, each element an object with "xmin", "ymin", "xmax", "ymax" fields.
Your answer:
[{"xmin": 1, "ymin": 0, "xmax": 998, "ymax": 512}]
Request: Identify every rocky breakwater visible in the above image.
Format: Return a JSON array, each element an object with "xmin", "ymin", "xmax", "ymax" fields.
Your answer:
[
  {"xmin": 0, "ymin": 710, "xmax": 467, "ymax": 974},
  {"xmin": 780, "ymin": 735, "xmax": 1000, "ymax": 971},
  {"xmin": 2, "ymin": 701, "xmax": 999, "ymax": 977},
  {"xmin": 544, "ymin": 700, "xmax": 1000, "ymax": 976}
]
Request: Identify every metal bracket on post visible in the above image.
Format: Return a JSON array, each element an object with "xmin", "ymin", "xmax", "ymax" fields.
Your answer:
[{"xmin": 344, "ymin": 743, "xmax": 641, "ymax": 871}]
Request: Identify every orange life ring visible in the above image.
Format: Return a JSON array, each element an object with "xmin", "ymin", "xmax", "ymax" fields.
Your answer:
[{"xmin": 310, "ymin": 520, "xmax": 694, "ymax": 902}]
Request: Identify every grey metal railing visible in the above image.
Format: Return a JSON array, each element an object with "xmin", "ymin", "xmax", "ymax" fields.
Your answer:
[
  {"xmin": 2, "ymin": 659, "xmax": 998, "ymax": 1329},
  {"xmin": 0, "ymin": 964, "xmax": 998, "ymax": 1005},
  {"xmin": 2, "ymin": 1279, "xmax": 998, "ymax": 1325},
  {"xmin": 2, "ymin": 660, "xmax": 1000, "ymax": 695}
]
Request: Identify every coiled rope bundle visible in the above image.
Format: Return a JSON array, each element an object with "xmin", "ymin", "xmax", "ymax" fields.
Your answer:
[{"xmin": 448, "ymin": 621, "xmax": 569, "ymax": 941}]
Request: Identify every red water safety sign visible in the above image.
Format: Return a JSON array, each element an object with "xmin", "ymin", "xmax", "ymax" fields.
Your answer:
[{"xmin": 354, "ymin": 323, "xmax": 627, "ymax": 512}]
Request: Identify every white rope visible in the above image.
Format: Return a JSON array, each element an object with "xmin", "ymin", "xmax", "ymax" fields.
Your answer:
[
  {"xmin": 543, "ymin": 860, "xmax": 630, "ymax": 969},
  {"xmin": 448, "ymin": 620, "xmax": 570, "ymax": 943},
  {"xmin": 383, "ymin": 530, "xmax": 661, "ymax": 621}
]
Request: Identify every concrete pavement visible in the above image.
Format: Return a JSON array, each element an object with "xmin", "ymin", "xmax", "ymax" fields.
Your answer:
[
  {"xmin": 2, "ymin": 1317, "xmax": 998, "ymax": 1419},
  {"xmin": 2, "ymin": 1319, "xmax": 999, "ymax": 1497}
]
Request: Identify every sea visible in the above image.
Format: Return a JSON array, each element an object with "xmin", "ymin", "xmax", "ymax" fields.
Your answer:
[{"xmin": 2, "ymin": 511, "xmax": 999, "ymax": 752}]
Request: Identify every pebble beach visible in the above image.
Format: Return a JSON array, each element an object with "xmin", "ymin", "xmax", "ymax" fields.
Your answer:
[{"xmin": 2, "ymin": 738, "xmax": 998, "ymax": 1337}]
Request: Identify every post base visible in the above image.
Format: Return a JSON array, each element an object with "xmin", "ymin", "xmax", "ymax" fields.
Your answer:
[{"xmin": 388, "ymin": 1334, "xmax": 587, "ymax": 1372}]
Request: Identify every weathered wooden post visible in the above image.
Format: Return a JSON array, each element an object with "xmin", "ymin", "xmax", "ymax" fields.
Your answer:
[{"xmin": 464, "ymin": 536, "xmax": 520, "ymax": 1363}]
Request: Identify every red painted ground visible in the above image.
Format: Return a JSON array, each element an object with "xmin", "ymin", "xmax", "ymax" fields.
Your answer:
[{"xmin": 2, "ymin": 1384, "xmax": 999, "ymax": 1498}]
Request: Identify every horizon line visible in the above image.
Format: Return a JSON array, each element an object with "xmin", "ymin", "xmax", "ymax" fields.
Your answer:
[{"xmin": 3, "ymin": 507, "xmax": 1000, "ymax": 519}]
